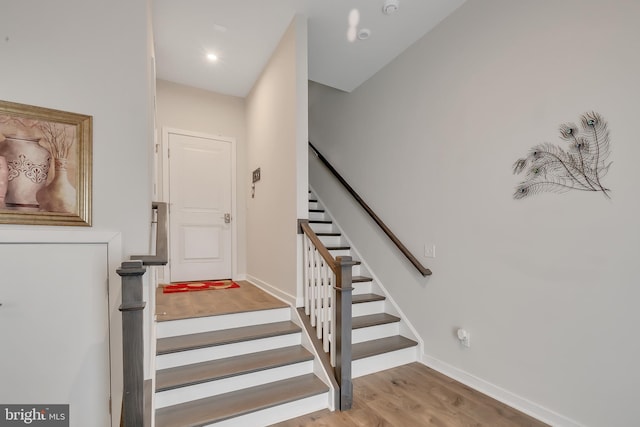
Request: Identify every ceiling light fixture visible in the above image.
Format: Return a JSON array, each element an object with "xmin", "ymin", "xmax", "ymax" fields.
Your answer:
[
  {"xmin": 347, "ymin": 27, "xmax": 357, "ymax": 43},
  {"xmin": 206, "ymin": 53, "xmax": 218, "ymax": 62},
  {"xmin": 347, "ymin": 8, "xmax": 360, "ymax": 43},
  {"xmin": 382, "ymin": 0, "xmax": 400, "ymax": 15},
  {"xmin": 348, "ymin": 9, "xmax": 360, "ymax": 27}
]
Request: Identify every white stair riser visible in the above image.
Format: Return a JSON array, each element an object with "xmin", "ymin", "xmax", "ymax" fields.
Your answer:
[
  {"xmin": 350, "ymin": 264, "xmax": 363, "ymax": 277},
  {"xmin": 352, "ymin": 346, "xmax": 418, "ymax": 378},
  {"xmin": 156, "ymin": 333, "xmax": 302, "ymax": 369},
  {"xmin": 155, "ymin": 361, "xmax": 314, "ymax": 408},
  {"xmin": 352, "ymin": 281, "xmax": 372, "ymax": 295},
  {"xmin": 352, "ymin": 300, "xmax": 385, "ymax": 317},
  {"xmin": 352, "ymin": 323, "xmax": 400, "ymax": 344},
  {"xmin": 204, "ymin": 392, "xmax": 330, "ymax": 427},
  {"xmin": 329, "ymin": 249, "xmax": 351, "ymax": 258},
  {"xmin": 309, "ymin": 222, "xmax": 334, "ymax": 233},
  {"xmin": 308, "ymin": 201, "xmax": 321, "ymax": 210},
  {"xmin": 309, "ymin": 211, "xmax": 326, "ymax": 221},
  {"xmin": 318, "ymin": 235, "xmax": 342, "ymax": 247},
  {"xmin": 157, "ymin": 308, "xmax": 291, "ymax": 338}
]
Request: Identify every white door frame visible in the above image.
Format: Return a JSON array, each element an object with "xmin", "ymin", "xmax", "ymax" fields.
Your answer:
[{"xmin": 160, "ymin": 127, "xmax": 238, "ymax": 281}]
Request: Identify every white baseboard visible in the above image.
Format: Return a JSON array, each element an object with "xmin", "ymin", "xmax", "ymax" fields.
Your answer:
[
  {"xmin": 246, "ymin": 274, "xmax": 299, "ymax": 306},
  {"xmin": 420, "ymin": 354, "xmax": 583, "ymax": 427}
]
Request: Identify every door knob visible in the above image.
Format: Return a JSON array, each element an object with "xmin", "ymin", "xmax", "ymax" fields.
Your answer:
[{"xmin": 224, "ymin": 213, "xmax": 231, "ymax": 224}]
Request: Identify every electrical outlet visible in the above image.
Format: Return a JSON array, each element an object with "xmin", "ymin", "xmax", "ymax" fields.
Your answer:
[
  {"xmin": 252, "ymin": 168, "xmax": 261, "ymax": 183},
  {"xmin": 457, "ymin": 328, "xmax": 471, "ymax": 348},
  {"xmin": 424, "ymin": 243, "xmax": 436, "ymax": 258}
]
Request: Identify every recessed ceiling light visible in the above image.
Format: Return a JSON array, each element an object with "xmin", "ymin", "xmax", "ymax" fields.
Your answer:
[
  {"xmin": 357, "ymin": 28, "xmax": 371, "ymax": 40},
  {"xmin": 206, "ymin": 53, "xmax": 218, "ymax": 62}
]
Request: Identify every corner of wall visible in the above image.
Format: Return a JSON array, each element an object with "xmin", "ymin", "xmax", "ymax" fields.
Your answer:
[{"xmin": 419, "ymin": 353, "xmax": 584, "ymax": 427}]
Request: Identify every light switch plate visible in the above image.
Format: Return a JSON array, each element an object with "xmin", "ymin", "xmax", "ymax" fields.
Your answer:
[
  {"xmin": 424, "ymin": 243, "xmax": 436, "ymax": 258},
  {"xmin": 252, "ymin": 168, "xmax": 261, "ymax": 183}
]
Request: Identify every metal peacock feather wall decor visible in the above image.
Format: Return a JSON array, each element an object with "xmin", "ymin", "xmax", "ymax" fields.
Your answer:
[{"xmin": 512, "ymin": 111, "xmax": 612, "ymax": 199}]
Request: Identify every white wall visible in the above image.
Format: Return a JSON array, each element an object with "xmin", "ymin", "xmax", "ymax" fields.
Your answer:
[
  {"xmin": 0, "ymin": 232, "xmax": 122, "ymax": 427},
  {"xmin": 0, "ymin": 0, "xmax": 153, "ymax": 255},
  {"xmin": 246, "ymin": 15, "xmax": 308, "ymax": 304},
  {"xmin": 309, "ymin": 1, "xmax": 640, "ymax": 426},
  {"xmin": 0, "ymin": 2, "xmax": 153, "ymax": 425},
  {"xmin": 155, "ymin": 79, "xmax": 248, "ymax": 277}
]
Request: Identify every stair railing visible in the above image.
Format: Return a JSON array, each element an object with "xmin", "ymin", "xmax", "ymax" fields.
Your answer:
[
  {"xmin": 117, "ymin": 260, "xmax": 147, "ymax": 427},
  {"xmin": 309, "ymin": 142, "xmax": 432, "ymax": 276},
  {"xmin": 118, "ymin": 201, "xmax": 169, "ymax": 427},
  {"xmin": 299, "ymin": 219, "xmax": 354, "ymax": 410}
]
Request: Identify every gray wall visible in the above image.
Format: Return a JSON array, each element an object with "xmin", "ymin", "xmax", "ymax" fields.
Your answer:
[
  {"xmin": 0, "ymin": 0, "xmax": 153, "ymax": 256},
  {"xmin": 245, "ymin": 15, "xmax": 308, "ymax": 304},
  {"xmin": 0, "ymin": 2, "xmax": 153, "ymax": 425},
  {"xmin": 309, "ymin": 1, "xmax": 640, "ymax": 425}
]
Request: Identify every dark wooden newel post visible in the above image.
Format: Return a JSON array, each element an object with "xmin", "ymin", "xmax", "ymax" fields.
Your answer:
[
  {"xmin": 334, "ymin": 256, "xmax": 354, "ymax": 410},
  {"xmin": 117, "ymin": 260, "xmax": 147, "ymax": 427}
]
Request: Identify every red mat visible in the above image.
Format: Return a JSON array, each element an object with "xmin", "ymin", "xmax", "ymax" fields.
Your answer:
[{"xmin": 163, "ymin": 280, "xmax": 240, "ymax": 293}]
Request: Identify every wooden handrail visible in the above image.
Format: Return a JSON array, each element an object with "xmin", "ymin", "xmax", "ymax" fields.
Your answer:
[
  {"xmin": 309, "ymin": 142, "xmax": 432, "ymax": 276},
  {"xmin": 300, "ymin": 220, "xmax": 340, "ymax": 273},
  {"xmin": 299, "ymin": 219, "xmax": 353, "ymax": 410},
  {"xmin": 130, "ymin": 201, "xmax": 168, "ymax": 266}
]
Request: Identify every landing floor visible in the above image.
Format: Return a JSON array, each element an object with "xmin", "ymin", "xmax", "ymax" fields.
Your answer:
[
  {"xmin": 271, "ymin": 362, "xmax": 548, "ymax": 427},
  {"xmin": 155, "ymin": 280, "xmax": 288, "ymax": 321}
]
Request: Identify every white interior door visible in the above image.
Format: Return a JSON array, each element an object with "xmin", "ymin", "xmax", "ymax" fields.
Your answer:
[{"xmin": 169, "ymin": 131, "xmax": 233, "ymax": 282}]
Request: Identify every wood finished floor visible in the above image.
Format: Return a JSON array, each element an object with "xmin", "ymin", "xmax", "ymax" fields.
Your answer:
[
  {"xmin": 271, "ymin": 363, "xmax": 549, "ymax": 427},
  {"xmin": 155, "ymin": 280, "xmax": 288, "ymax": 321}
]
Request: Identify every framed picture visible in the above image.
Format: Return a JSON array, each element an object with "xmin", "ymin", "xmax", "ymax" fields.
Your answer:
[{"xmin": 0, "ymin": 100, "xmax": 92, "ymax": 226}]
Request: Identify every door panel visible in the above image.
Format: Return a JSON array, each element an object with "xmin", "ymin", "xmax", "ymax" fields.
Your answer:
[{"xmin": 169, "ymin": 132, "xmax": 232, "ymax": 282}]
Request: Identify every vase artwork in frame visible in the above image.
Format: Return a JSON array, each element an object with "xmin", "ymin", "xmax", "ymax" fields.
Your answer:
[{"xmin": 0, "ymin": 100, "xmax": 92, "ymax": 226}]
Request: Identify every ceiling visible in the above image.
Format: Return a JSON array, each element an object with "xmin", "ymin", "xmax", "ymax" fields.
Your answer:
[{"xmin": 152, "ymin": 0, "xmax": 466, "ymax": 97}]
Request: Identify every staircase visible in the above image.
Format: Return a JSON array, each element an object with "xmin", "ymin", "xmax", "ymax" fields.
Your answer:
[
  {"xmin": 149, "ymin": 190, "xmax": 418, "ymax": 426},
  {"xmin": 307, "ymin": 189, "xmax": 419, "ymax": 378},
  {"xmin": 153, "ymin": 307, "xmax": 330, "ymax": 427}
]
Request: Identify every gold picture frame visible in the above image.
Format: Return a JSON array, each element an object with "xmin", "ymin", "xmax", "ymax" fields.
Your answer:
[{"xmin": 0, "ymin": 100, "xmax": 92, "ymax": 226}]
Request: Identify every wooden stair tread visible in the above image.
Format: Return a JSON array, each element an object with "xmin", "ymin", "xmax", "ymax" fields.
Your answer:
[
  {"xmin": 156, "ymin": 345, "xmax": 313, "ymax": 392},
  {"xmin": 352, "ymin": 275, "xmax": 372, "ymax": 283},
  {"xmin": 155, "ymin": 374, "xmax": 328, "ymax": 427},
  {"xmin": 352, "ymin": 335, "xmax": 417, "ymax": 360},
  {"xmin": 352, "ymin": 313, "xmax": 400, "ymax": 329},
  {"xmin": 327, "ymin": 246, "xmax": 350, "ymax": 250},
  {"xmin": 309, "ymin": 209, "xmax": 324, "ymax": 213},
  {"xmin": 157, "ymin": 321, "xmax": 300, "ymax": 355},
  {"xmin": 321, "ymin": 294, "xmax": 384, "ymax": 307},
  {"xmin": 352, "ymin": 293, "xmax": 385, "ymax": 304},
  {"xmin": 309, "ymin": 220, "xmax": 332, "ymax": 224},
  {"xmin": 316, "ymin": 232, "xmax": 341, "ymax": 236}
]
